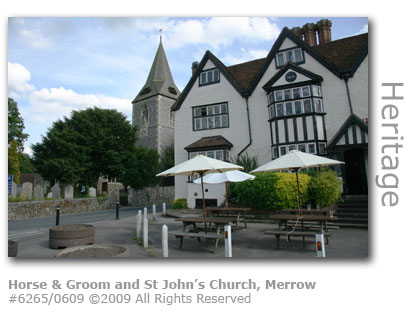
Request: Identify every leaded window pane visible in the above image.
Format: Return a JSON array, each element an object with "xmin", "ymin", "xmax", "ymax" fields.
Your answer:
[
  {"xmin": 295, "ymin": 101, "xmax": 302, "ymax": 114},
  {"xmin": 294, "ymin": 48, "xmax": 302, "ymax": 62},
  {"xmin": 208, "ymin": 117, "xmax": 214, "ymax": 129},
  {"xmin": 221, "ymin": 115, "xmax": 228, "ymax": 127},
  {"xmin": 303, "ymin": 99, "xmax": 312, "ymax": 113},
  {"xmin": 285, "ymin": 102, "xmax": 293, "ymax": 115},
  {"xmin": 276, "ymin": 103, "xmax": 284, "ymax": 117},
  {"xmin": 277, "ymin": 53, "xmax": 285, "ymax": 66},
  {"xmin": 302, "ymin": 86, "xmax": 310, "ymax": 97},
  {"xmin": 293, "ymin": 88, "xmax": 301, "ymax": 98},
  {"xmin": 275, "ymin": 90, "xmax": 283, "ymax": 101},
  {"xmin": 215, "ymin": 116, "xmax": 221, "ymax": 128}
]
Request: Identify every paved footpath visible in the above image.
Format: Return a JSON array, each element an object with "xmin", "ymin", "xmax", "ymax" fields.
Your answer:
[{"xmin": 9, "ymin": 209, "xmax": 368, "ymax": 259}]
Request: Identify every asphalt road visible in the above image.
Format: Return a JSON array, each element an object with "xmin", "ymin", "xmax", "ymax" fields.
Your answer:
[{"xmin": 8, "ymin": 205, "xmax": 169, "ymax": 241}]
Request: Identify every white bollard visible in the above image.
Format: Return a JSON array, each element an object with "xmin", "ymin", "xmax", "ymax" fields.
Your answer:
[
  {"xmin": 162, "ymin": 202, "xmax": 166, "ymax": 216},
  {"xmin": 224, "ymin": 225, "xmax": 232, "ymax": 258},
  {"xmin": 162, "ymin": 225, "xmax": 168, "ymax": 257},
  {"xmin": 315, "ymin": 233, "xmax": 326, "ymax": 258},
  {"xmin": 144, "ymin": 207, "xmax": 148, "ymax": 221},
  {"xmin": 143, "ymin": 217, "xmax": 148, "ymax": 248},
  {"xmin": 136, "ymin": 211, "xmax": 142, "ymax": 239},
  {"xmin": 152, "ymin": 204, "xmax": 156, "ymax": 221}
]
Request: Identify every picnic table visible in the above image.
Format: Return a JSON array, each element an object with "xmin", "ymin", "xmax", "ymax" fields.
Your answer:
[
  {"xmin": 171, "ymin": 217, "xmax": 236, "ymax": 252},
  {"xmin": 265, "ymin": 214, "xmax": 337, "ymax": 248},
  {"xmin": 206, "ymin": 207, "xmax": 252, "ymax": 228},
  {"xmin": 280, "ymin": 208, "xmax": 333, "ymax": 216},
  {"xmin": 269, "ymin": 214, "xmax": 337, "ymax": 232}
]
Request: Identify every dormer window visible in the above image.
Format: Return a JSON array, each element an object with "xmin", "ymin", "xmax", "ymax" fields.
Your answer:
[
  {"xmin": 199, "ymin": 68, "xmax": 220, "ymax": 86},
  {"xmin": 275, "ymin": 47, "xmax": 304, "ymax": 68}
]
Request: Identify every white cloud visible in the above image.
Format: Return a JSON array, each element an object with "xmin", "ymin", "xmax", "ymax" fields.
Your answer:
[
  {"xmin": 8, "ymin": 61, "xmax": 36, "ymax": 99},
  {"xmin": 222, "ymin": 48, "xmax": 269, "ymax": 66},
  {"xmin": 28, "ymin": 87, "xmax": 132, "ymax": 125},
  {"xmin": 8, "ymin": 61, "xmax": 132, "ymax": 145},
  {"xmin": 140, "ymin": 17, "xmax": 280, "ymax": 50},
  {"xmin": 9, "ymin": 18, "xmax": 74, "ymax": 49}
]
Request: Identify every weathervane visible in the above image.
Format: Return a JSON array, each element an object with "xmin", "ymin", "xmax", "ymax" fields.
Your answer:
[{"xmin": 159, "ymin": 28, "xmax": 163, "ymax": 43}]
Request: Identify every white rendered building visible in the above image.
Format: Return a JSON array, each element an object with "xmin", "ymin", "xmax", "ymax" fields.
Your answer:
[{"xmin": 172, "ymin": 20, "xmax": 368, "ymax": 208}]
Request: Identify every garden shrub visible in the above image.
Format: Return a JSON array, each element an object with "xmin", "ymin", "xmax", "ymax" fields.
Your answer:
[
  {"xmin": 308, "ymin": 169, "xmax": 341, "ymax": 208},
  {"xmin": 172, "ymin": 198, "xmax": 187, "ymax": 209},
  {"xmin": 229, "ymin": 171, "xmax": 311, "ymax": 210}
]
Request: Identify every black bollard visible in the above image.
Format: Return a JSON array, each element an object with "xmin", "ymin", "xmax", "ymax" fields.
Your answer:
[
  {"xmin": 56, "ymin": 206, "xmax": 60, "ymax": 226},
  {"xmin": 116, "ymin": 201, "xmax": 120, "ymax": 220}
]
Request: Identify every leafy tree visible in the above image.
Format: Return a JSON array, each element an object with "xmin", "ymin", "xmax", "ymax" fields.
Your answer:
[
  {"xmin": 8, "ymin": 140, "xmax": 20, "ymax": 183},
  {"xmin": 32, "ymin": 107, "xmax": 137, "ymax": 187},
  {"xmin": 120, "ymin": 147, "xmax": 160, "ymax": 189},
  {"xmin": 160, "ymin": 147, "xmax": 174, "ymax": 171},
  {"xmin": 8, "ymin": 98, "xmax": 29, "ymax": 152},
  {"xmin": 18, "ymin": 153, "xmax": 36, "ymax": 173}
]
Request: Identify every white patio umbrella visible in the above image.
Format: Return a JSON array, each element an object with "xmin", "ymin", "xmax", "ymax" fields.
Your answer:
[
  {"xmin": 251, "ymin": 150, "xmax": 344, "ymax": 216},
  {"xmin": 193, "ymin": 170, "xmax": 255, "ymax": 208},
  {"xmin": 156, "ymin": 155, "xmax": 243, "ymax": 219}
]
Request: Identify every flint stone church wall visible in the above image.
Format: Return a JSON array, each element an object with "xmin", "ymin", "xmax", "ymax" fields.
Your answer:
[
  {"xmin": 128, "ymin": 186, "xmax": 174, "ymax": 207},
  {"xmin": 8, "ymin": 191, "xmax": 119, "ymax": 221}
]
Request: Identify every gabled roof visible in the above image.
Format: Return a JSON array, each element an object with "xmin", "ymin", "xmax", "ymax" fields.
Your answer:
[
  {"xmin": 262, "ymin": 62, "xmax": 323, "ymax": 92},
  {"xmin": 184, "ymin": 135, "xmax": 233, "ymax": 151},
  {"xmin": 312, "ymin": 33, "xmax": 368, "ymax": 74},
  {"xmin": 132, "ymin": 41, "xmax": 180, "ymax": 103},
  {"xmin": 172, "ymin": 26, "xmax": 368, "ymax": 111},
  {"xmin": 327, "ymin": 114, "xmax": 368, "ymax": 150}
]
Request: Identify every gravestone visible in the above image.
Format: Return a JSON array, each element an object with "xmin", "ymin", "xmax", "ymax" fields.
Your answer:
[
  {"xmin": 47, "ymin": 192, "xmax": 53, "ymax": 199},
  {"xmin": 11, "ymin": 182, "xmax": 17, "ymax": 198},
  {"xmin": 64, "ymin": 185, "xmax": 74, "ymax": 199},
  {"xmin": 34, "ymin": 185, "xmax": 44, "ymax": 200},
  {"xmin": 20, "ymin": 182, "xmax": 33, "ymax": 200},
  {"xmin": 51, "ymin": 183, "xmax": 61, "ymax": 200},
  {"xmin": 88, "ymin": 187, "xmax": 96, "ymax": 197}
]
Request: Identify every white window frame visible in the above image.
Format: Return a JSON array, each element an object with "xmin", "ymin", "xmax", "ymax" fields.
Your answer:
[
  {"xmin": 276, "ymin": 48, "xmax": 304, "ymax": 67},
  {"xmin": 199, "ymin": 69, "xmax": 220, "ymax": 86},
  {"xmin": 193, "ymin": 103, "xmax": 229, "ymax": 131}
]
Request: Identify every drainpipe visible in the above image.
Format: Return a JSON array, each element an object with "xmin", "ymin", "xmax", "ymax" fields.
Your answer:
[
  {"xmin": 238, "ymin": 96, "xmax": 252, "ymax": 157},
  {"xmin": 344, "ymin": 75, "xmax": 354, "ymax": 115}
]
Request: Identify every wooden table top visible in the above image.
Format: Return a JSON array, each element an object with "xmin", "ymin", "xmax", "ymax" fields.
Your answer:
[
  {"xmin": 280, "ymin": 208, "xmax": 332, "ymax": 214},
  {"xmin": 269, "ymin": 214, "xmax": 338, "ymax": 221},
  {"xmin": 207, "ymin": 207, "xmax": 252, "ymax": 212},
  {"xmin": 175, "ymin": 216, "xmax": 237, "ymax": 224}
]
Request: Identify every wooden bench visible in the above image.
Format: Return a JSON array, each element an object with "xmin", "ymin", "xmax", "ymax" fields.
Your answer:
[
  {"xmin": 264, "ymin": 229, "xmax": 331, "ymax": 248},
  {"xmin": 285, "ymin": 221, "xmax": 340, "ymax": 230},
  {"xmin": 169, "ymin": 231, "xmax": 224, "ymax": 253}
]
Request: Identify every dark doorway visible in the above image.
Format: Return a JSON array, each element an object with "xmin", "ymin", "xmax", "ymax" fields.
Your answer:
[
  {"xmin": 343, "ymin": 148, "xmax": 368, "ymax": 195},
  {"xmin": 195, "ymin": 199, "xmax": 218, "ymax": 208}
]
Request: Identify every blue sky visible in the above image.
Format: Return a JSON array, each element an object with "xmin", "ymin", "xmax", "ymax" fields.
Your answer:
[{"xmin": 8, "ymin": 17, "xmax": 368, "ymax": 154}]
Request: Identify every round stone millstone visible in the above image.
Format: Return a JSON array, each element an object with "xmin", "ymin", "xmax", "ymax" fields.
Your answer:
[{"xmin": 49, "ymin": 224, "xmax": 95, "ymax": 249}]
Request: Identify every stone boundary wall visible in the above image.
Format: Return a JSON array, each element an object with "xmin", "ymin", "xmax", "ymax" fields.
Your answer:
[
  {"xmin": 8, "ymin": 191, "xmax": 119, "ymax": 221},
  {"xmin": 128, "ymin": 186, "xmax": 175, "ymax": 207}
]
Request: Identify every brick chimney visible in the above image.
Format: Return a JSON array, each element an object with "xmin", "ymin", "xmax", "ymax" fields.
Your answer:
[
  {"xmin": 316, "ymin": 19, "xmax": 332, "ymax": 45},
  {"xmin": 290, "ymin": 26, "xmax": 303, "ymax": 40},
  {"xmin": 303, "ymin": 23, "xmax": 317, "ymax": 46},
  {"xmin": 191, "ymin": 61, "xmax": 199, "ymax": 76}
]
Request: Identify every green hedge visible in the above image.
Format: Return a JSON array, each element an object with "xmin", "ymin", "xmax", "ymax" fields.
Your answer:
[
  {"xmin": 229, "ymin": 172, "xmax": 311, "ymax": 210},
  {"xmin": 229, "ymin": 170, "xmax": 340, "ymax": 210},
  {"xmin": 172, "ymin": 198, "xmax": 188, "ymax": 209},
  {"xmin": 308, "ymin": 169, "xmax": 341, "ymax": 208}
]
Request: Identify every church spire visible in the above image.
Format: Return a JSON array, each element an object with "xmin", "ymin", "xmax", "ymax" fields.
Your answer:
[{"xmin": 132, "ymin": 37, "xmax": 180, "ymax": 103}]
